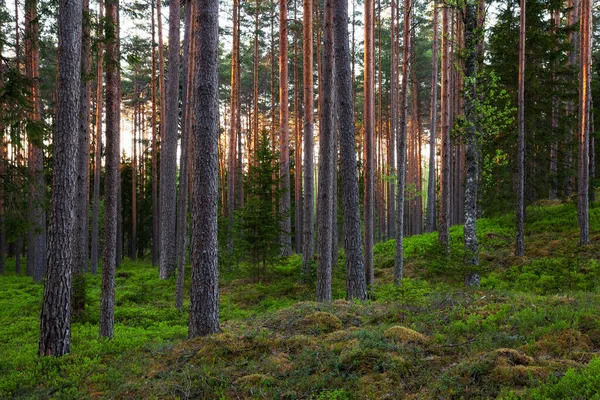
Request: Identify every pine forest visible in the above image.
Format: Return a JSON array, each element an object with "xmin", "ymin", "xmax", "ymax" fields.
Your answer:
[{"xmin": 1, "ymin": 0, "xmax": 600, "ymax": 397}]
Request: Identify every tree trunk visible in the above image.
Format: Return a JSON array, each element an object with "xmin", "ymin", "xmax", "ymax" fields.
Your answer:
[
  {"xmin": 91, "ymin": 0, "xmax": 103, "ymax": 274},
  {"xmin": 388, "ymin": 0, "xmax": 396, "ymax": 240},
  {"xmin": 39, "ymin": 0, "xmax": 82, "ymax": 356},
  {"xmin": 176, "ymin": 0, "xmax": 194, "ymax": 310},
  {"xmin": 253, "ymin": 0, "xmax": 260, "ymax": 166},
  {"xmin": 294, "ymin": 0, "xmax": 303, "ymax": 254},
  {"xmin": 156, "ymin": 0, "xmax": 166, "ymax": 262},
  {"xmin": 151, "ymin": 0, "xmax": 159, "ymax": 266},
  {"xmin": 100, "ymin": 0, "xmax": 119, "ymax": 338},
  {"xmin": 426, "ymin": 0, "xmax": 438, "ymax": 233},
  {"xmin": 25, "ymin": 0, "xmax": 47, "ymax": 283},
  {"xmin": 363, "ymin": 0, "xmax": 374, "ymax": 289},
  {"xmin": 463, "ymin": 0, "xmax": 480, "ymax": 287},
  {"xmin": 228, "ymin": 0, "xmax": 239, "ymax": 249},
  {"xmin": 438, "ymin": 4, "xmax": 450, "ymax": 253},
  {"xmin": 189, "ymin": 0, "xmax": 220, "ymax": 338},
  {"xmin": 578, "ymin": 0, "xmax": 591, "ymax": 245},
  {"xmin": 159, "ymin": 0, "xmax": 180, "ymax": 279},
  {"xmin": 394, "ymin": 0, "xmax": 410, "ymax": 285},
  {"xmin": 279, "ymin": 0, "xmax": 292, "ymax": 256},
  {"xmin": 72, "ymin": 0, "xmax": 91, "ymax": 314},
  {"xmin": 565, "ymin": 0, "xmax": 579, "ymax": 197},
  {"xmin": 302, "ymin": 0, "xmax": 315, "ymax": 278},
  {"xmin": 131, "ymin": 77, "xmax": 137, "ymax": 260},
  {"xmin": 549, "ymin": 10, "xmax": 559, "ymax": 200},
  {"xmin": 333, "ymin": 0, "xmax": 367, "ymax": 300},
  {"xmin": 316, "ymin": 0, "xmax": 334, "ymax": 302},
  {"xmin": 515, "ymin": 0, "xmax": 525, "ymax": 256}
]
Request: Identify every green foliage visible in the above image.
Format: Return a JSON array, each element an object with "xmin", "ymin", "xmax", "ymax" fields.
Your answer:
[
  {"xmin": 504, "ymin": 358, "xmax": 600, "ymax": 399},
  {"xmin": 233, "ymin": 132, "xmax": 282, "ymax": 281}
]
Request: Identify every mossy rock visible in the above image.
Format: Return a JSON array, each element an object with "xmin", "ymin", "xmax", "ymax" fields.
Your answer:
[
  {"xmin": 383, "ymin": 326, "xmax": 428, "ymax": 345},
  {"xmin": 491, "ymin": 365, "xmax": 549, "ymax": 386},
  {"xmin": 301, "ymin": 312, "xmax": 343, "ymax": 334}
]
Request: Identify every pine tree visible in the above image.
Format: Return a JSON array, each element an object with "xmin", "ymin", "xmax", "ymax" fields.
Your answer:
[
  {"xmin": 39, "ymin": 0, "xmax": 82, "ymax": 356},
  {"xmin": 189, "ymin": 0, "xmax": 220, "ymax": 338}
]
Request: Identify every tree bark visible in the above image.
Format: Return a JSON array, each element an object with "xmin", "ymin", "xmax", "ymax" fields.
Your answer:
[
  {"xmin": 333, "ymin": 0, "xmax": 367, "ymax": 300},
  {"xmin": 228, "ymin": 0, "xmax": 239, "ymax": 249},
  {"xmin": 578, "ymin": 0, "xmax": 591, "ymax": 245},
  {"xmin": 39, "ymin": 0, "xmax": 82, "ymax": 356},
  {"xmin": 25, "ymin": 0, "xmax": 47, "ymax": 283},
  {"xmin": 302, "ymin": 0, "xmax": 315, "ymax": 278},
  {"xmin": 394, "ymin": 0, "xmax": 410, "ymax": 285},
  {"xmin": 189, "ymin": 0, "xmax": 220, "ymax": 338},
  {"xmin": 72, "ymin": 0, "xmax": 91, "ymax": 314},
  {"xmin": 294, "ymin": 0, "xmax": 303, "ymax": 254},
  {"xmin": 156, "ymin": 0, "xmax": 166, "ymax": 262},
  {"xmin": 426, "ymin": 0, "xmax": 439, "ymax": 233},
  {"xmin": 151, "ymin": 0, "xmax": 159, "ymax": 266},
  {"xmin": 363, "ymin": 0, "xmax": 374, "ymax": 289},
  {"xmin": 316, "ymin": 0, "xmax": 334, "ymax": 302},
  {"xmin": 91, "ymin": 0, "xmax": 103, "ymax": 274},
  {"xmin": 438, "ymin": 4, "xmax": 450, "ymax": 253},
  {"xmin": 463, "ymin": 0, "xmax": 480, "ymax": 287},
  {"xmin": 388, "ymin": 0, "xmax": 396, "ymax": 240},
  {"xmin": 176, "ymin": 0, "xmax": 194, "ymax": 310},
  {"xmin": 100, "ymin": 0, "xmax": 119, "ymax": 338},
  {"xmin": 515, "ymin": 0, "xmax": 525, "ymax": 256},
  {"xmin": 159, "ymin": 0, "xmax": 180, "ymax": 279},
  {"xmin": 280, "ymin": 0, "xmax": 292, "ymax": 256}
]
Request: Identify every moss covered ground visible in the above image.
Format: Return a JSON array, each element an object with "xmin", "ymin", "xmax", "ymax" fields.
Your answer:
[{"xmin": 2, "ymin": 200, "xmax": 600, "ymax": 398}]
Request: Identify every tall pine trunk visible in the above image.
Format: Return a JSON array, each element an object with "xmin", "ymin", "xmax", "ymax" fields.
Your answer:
[
  {"xmin": 515, "ymin": 0, "xmax": 525, "ymax": 256},
  {"xmin": 279, "ymin": 0, "xmax": 292, "ymax": 256},
  {"xmin": 159, "ymin": 0, "xmax": 180, "ymax": 279},
  {"xmin": 72, "ymin": 0, "xmax": 91, "ymax": 314},
  {"xmin": 463, "ymin": 0, "xmax": 480, "ymax": 287},
  {"xmin": 189, "ymin": 0, "xmax": 220, "ymax": 337},
  {"xmin": 578, "ymin": 0, "xmax": 591, "ymax": 245},
  {"xmin": 39, "ymin": 0, "xmax": 82, "ymax": 356},
  {"xmin": 100, "ymin": 0, "xmax": 119, "ymax": 338},
  {"xmin": 91, "ymin": 0, "xmax": 103, "ymax": 274},
  {"xmin": 333, "ymin": 0, "xmax": 367, "ymax": 300},
  {"xmin": 316, "ymin": 0, "xmax": 334, "ymax": 302},
  {"xmin": 426, "ymin": 0, "xmax": 438, "ymax": 233},
  {"xmin": 302, "ymin": 0, "xmax": 315, "ymax": 277},
  {"xmin": 227, "ymin": 0, "xmax": 239, "ymax": 249},
  {"xmin": 394, "ymin": 0, "xmax": 410, "ymax": 284},
  {"xmin": 363, "ymin": 0, "xmax": 374, "ymax": 289},
  {"xmin": 176, "ymin": 0, "xmax": 194, "ymax": 310},
  {"xmin": 25, "ymin": 0, "xmax": 47, "ymax": 282},
  {"xmin": 438, "ymin": 4, "xmax": 450, "ymax": 253},
  {"xmin": 151, "ymin": 0, "xmax": 159, "ymax": 265}
]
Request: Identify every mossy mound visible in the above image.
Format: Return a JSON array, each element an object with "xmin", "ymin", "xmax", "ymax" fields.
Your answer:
[
  {"xmin": 301, "ymin": 312, "xmax": 343, "ymax": 334},
  {"xmin": 358, "ymin": 373, "xmax": 400, "ymax": 399},
  {"xmin": 383, "ymin": 326, "xmax": 429, "ymax": 345},
  {"xmin": 529, "ymin": 329, "xmax": 593, "ymax": 358},
  {"xmin": 263, "ymin": 301, "xmax": 367, "ymax": 336},
  {"xmin": 234, "ymin": 373, "xmax": 274, "ymax": 388}
]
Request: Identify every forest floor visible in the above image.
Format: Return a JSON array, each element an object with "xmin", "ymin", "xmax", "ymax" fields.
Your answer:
[{"xmin": 2, "ymin": 200, "xmax": 600, "ymax": 399}]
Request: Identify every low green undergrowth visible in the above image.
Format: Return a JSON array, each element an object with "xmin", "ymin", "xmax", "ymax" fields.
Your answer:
[{"xmin": 1, "ymin": 200, "xmax": 599, "ymax": 398}]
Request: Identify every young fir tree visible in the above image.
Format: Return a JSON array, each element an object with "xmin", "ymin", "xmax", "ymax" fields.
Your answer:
[{"xmin": 236, "ymin": 132, "xmax": 282, "ymax": 281}]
